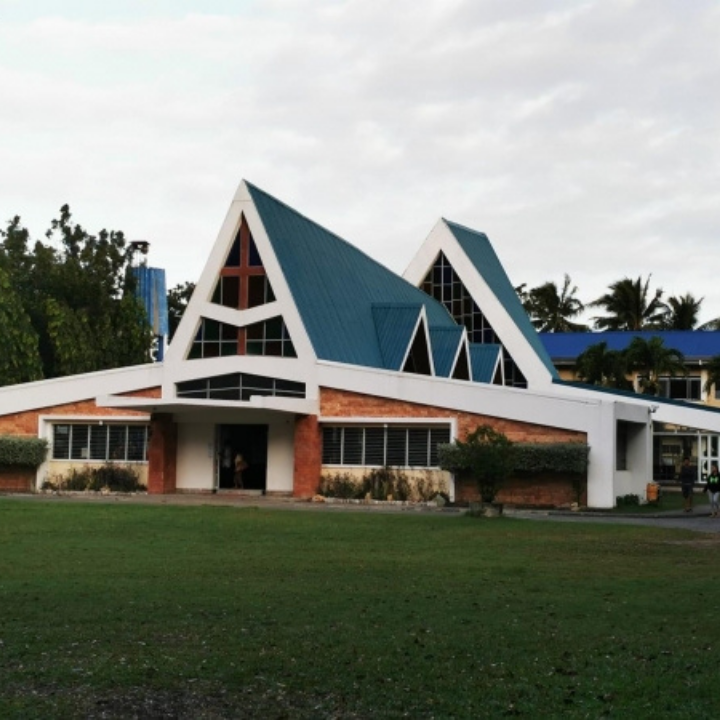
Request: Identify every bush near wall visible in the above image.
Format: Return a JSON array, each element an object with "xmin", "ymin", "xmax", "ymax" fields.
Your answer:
[
  {"xmin": 513, "ymin": 443, "xmax": 589, "ymax": 475},
  {"xmin": 0, "ymin": 435, "xmax": 48, "ymax": 468},
  {"xmin": 43, "ymin": 463, "xmax": 144, "ymax": 493}
]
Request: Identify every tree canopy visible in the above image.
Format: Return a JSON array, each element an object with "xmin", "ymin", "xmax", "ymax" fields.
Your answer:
[
  {"xmin": 518, "ymin": 274, "xmax": 588, "ymax": 332},
  {"xmin": 0, "ymin": 207, "xmax": 153, "ymax": 386},
  {"xmin": 589, "ymin": 275, "xmax": 667, "ymax": 331}
]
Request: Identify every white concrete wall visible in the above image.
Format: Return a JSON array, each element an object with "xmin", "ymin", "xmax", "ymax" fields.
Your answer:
[
  {"xmin": 176, "ymin": 422, "xmax": 216, "ymax": 491},
  {"xmin": 266, "ymin": 418, "xmax": 295, "ymax": 493},
  {"xmin": 175, "ymin": 416, "xmax": 296, "ymax": 493}
]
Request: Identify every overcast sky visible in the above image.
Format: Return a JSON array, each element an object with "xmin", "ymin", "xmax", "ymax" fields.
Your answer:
[{"xmin": 1, "ymin": 0, "xmax": 718, "ymax": 325}]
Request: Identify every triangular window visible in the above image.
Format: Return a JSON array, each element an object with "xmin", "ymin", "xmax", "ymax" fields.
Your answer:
[
  {"xmin": 188, "ymin": 316, "xmax": 296, "ymax": 359},
  {"xmin": 421, "ymin": 252, "xmax": 527, "ymax": 388},
  {"xmin": 402, "ymin": 325, "xmax": 432, "ymax": 375},
  {"xmin": 452, "ymin": 343, "xmax": 470, "ymax": 381},
  {"xmin": 211, "ymin": 214, "xmax": 275, "ymax": 310}
]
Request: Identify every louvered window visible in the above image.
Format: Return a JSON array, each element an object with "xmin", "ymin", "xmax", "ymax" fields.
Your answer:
[
  {"xmin": 52, "ymin": 424, "xmax": 149, "ymax": 462},
  {"xmin": 321, "ymin": 425, "xmax": 451, "ymax": 468}
]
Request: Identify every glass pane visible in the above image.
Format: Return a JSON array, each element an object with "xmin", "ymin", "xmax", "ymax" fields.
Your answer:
[
  {"xmin": 225, "ymin": 233, "xmax": 240, "ymax": 267},
  {"xmin": 109, "ymin": 426, "xmax": 127, "ymax": 461},
  {"xmin": 222, "ymin": 276, "xmax": 239, "ymax": 308},
  {"xmin": 209, "ymin": 374, "xmax": 240, "ymax": 390},
  {"xmin": 71, "ymin": 425, "xmax": 89, "ymax": 460},
  {"xmin": 53, "ymin": 424, "xmax": 70, "ymax": 460},
  {"xmin": 407, "ymin": 428, "xmax": 429, "ymax": 467},
  {"xmin": 430, "ymin": 428, "xmax": 451, "ymax": 466},
  {"xmin": 247, "ymin": 276, "xmax": 267, "ymax": 308},
  {"xmin": 204, "ymin": 320, "xmax": 220, "ymax": 341},
  {"xmin": 343, "ymin": 428, "xmax": 363, "ymax": 465},
  {"xmin": 89, "ymin": 425, "xmax": 108, "ymax": 460},
  {"xmin": 364, "ymin": 428, "xmax": 385, "ymax": 466},
  {"xmin": 127, "ymin": 426, "xmax": 147, "ymax": 461},
  {"xmin": 386, "ymin": 428, "xmax": 407, "ymax": 466},
  {"xmin": 248, "ymin": 235, "xmax": 262, "ymax": 266},
  {"xmin": 322, "ymin": 427, "xmax": 342, "ymax": 464}
]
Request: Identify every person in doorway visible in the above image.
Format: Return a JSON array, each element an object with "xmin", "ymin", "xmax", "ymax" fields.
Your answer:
[
  {"xmin": 234, "ymin": 452, "xmax": 248, "ymax": 489},
  {"xmin": 679, "ymin": 457, "xmax": 696, "ymax": 512},
  {"xmin": 706, "ymin": 462, "xmax": 720, "ymax": 518}
]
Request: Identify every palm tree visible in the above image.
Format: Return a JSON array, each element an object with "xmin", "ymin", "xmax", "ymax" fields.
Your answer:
[
  {"xmin": 625, "ymin": 336, "xmax": 685, "ymax": 395},
  {"xmin": 524, "ymin": 275, "xmax": 588, "ymax": 332},
  {"xmin": 575, "ymin": 341, "xmax": 631, "ymax": 389},
  {"xmin": 590, "ymin": 275, "xmax": 667, "ymax": 331},
  {"xmin": 662, "ymin": 293, "xmax": 703, "ymax": 330}
]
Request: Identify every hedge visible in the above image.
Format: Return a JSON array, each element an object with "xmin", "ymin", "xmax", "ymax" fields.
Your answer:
[
  {"xmin": 440, "ymin": 441, "xmax": 589, "ymax": 476},
  {"xmin": 0, "ymin": 435, "xmax": 49, "ymax": 468},
  {"xmin": 513, "ymin": 443, "xmax": 589, "ymax": 475}
]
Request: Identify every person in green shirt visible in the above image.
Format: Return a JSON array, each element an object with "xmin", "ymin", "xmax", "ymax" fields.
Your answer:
[{"xmin": 706, "ymin": 462, "xmax": 720, "ymax": 518}]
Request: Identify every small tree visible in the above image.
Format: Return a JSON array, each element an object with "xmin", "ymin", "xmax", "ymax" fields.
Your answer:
[{"xmin": 438, "ymin": 425, "xmax": 515, "ymax": 503}]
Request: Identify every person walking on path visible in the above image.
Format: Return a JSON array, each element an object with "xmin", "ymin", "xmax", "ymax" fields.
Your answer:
[
  {"xmin": 679, "ymin": 457, "xmax": 696, "ymax": 512},
  {"xmin": 706, "ymin": 462, "xmax": 720, "ymax": 518}
]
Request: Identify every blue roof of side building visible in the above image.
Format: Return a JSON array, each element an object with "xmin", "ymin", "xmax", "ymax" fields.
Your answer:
[
  {"xmin": 541, "ymin": 330, "xmax": 720, "ymax": 362},
  {"xmin": 444, "ymin": 220, "xmax": 558, "ymax": 379},
  {"xmin": 247, "ymin": 182, "xmax": 460, "ymax": 372}
]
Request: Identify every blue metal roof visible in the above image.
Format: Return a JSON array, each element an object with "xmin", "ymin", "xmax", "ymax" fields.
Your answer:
[
  {"xmin": 372, "ymin": 304, "xmax": 422, "ymax": 370},
  {"xmin": 429, "ymin": 326, "xmax": 465, "ymax": 378},
  {"xmin": 247, "ymin": 182, "xmax": 459, "ymax": 370},
  {"xmin": 469, "ymin": 343, "xmax": 501, "ymax": 383},
  {"xmin": 541, "ymin": 330, "xmax": 720, "ymax": 362},
  {"xmin": 445, "ymin": 220, "xmax": 558, "ymax": 379}
]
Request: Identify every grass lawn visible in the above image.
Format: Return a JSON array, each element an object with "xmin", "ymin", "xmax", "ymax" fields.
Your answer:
[{"xmin": 1, "ymin": 500, "xmax": 719, "ymax": 718}]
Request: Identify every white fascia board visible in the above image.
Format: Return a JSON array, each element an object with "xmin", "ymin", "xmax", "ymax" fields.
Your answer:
[
  {"xmin": 316, "ymin": 360, "xmax": 600, "ymax": 434},
  {"xmin": 551, "ymin": 382, "xmax": 720, "ymax": 434},
  {"xmin": 97, "ymin": 395, "xmax": 318, "ymax": 416},
  {"xmin": 403, "ymin": 220, "xmax": 553, "ymax": 389},
  {"xmin": 0, "ymin": 364, "xmax": 163, "ymax": 416}
]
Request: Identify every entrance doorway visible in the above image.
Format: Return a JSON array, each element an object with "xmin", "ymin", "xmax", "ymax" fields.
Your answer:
[{"xmin": 217, "ymin": 424, "xmax": 268, "ymax": 491}]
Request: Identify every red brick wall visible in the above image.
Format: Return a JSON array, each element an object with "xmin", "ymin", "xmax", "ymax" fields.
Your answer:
[
  {"xmin": 0, "ymin": 387, "xmax": 161, "ymax": 435},
  {"xmin": 455, "ymin": 473, "xmax": 586, "ymax": 507},
  {"xmin": 293, "ymin": 415, "xmax": 322, "ymax": 498},
  {"xmin": 320, "ymin": 388, "xmax": 585, "ymax": 444},
  {"xmin": 147, "ymin": 413, "xmax": 177, "ymax": 494},
  {"xmin": 0, "ymin": 467, "xmax": 34, "ymax": 493},
  {"xmin": 315, "ymin": 388, "xmax": 587, "ymax": 506}
]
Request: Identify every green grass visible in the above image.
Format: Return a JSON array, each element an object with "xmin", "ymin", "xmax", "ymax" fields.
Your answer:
[
  {"xmin": 610, "ymin": 489, "xmax": 706, "ymax": 513},
  {"xmin": 1, "ymin": 500, "xmax": 719, "ymax": 718}
]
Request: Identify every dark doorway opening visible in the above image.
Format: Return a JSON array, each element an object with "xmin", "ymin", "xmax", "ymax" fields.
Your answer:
[{"xmin": 217, "ymin": 424, "xmax": 268, "ymax": 491}]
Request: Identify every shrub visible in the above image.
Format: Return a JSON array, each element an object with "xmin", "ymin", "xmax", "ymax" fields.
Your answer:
[
  {"xmin": 318, "ymin": 472, "xmax": 360, "ymax": 499},
  {"xmin": 438, "ymin": 425, "xmax": 515, "ymax": 503},
  {"xmin": 319, "ymin": 467, "xmax": 438, "ymax": 502},
  {"xmin": 513, "ymin": 443, "xmax": 589, "ymax": 475},
  {"xmin": 616, "ymin": 493, "xmax": 640, "ymax": 507},
  {"xmin": 47, "ymin": 463, "xmax": 144, "ymax": 493},
  {"xmin": 0, "ymin": 435, "xmax": 48, "ymax": 468}
]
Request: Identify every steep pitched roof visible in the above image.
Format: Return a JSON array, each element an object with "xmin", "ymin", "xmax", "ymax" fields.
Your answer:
[
  {"xmin": 469, "ymin": 343, "xmax": 501, "ymax": 383},
  {"xmin": 444, "ymin": 220, "xmax": 557, "ymax": 378},
  {"xmin": 541, "ymin": 330, "xmax": 720, "ymax": 363},
  {"xmin": 429, "ymin": 326, "xmax": 466, "ymax": 378},
  {"xmin": 246, "ymin": 182, "xmax": 458, "ymax": 370},
  {"xmin": 372, "ymin": 304, "xmax": 423, "ymax": 371}
]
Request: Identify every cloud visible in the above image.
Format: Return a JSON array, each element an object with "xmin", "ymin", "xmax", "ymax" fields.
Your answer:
[{"xmin": 0, "ymin": 1, "xmax": 718, "ymax": 323}]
